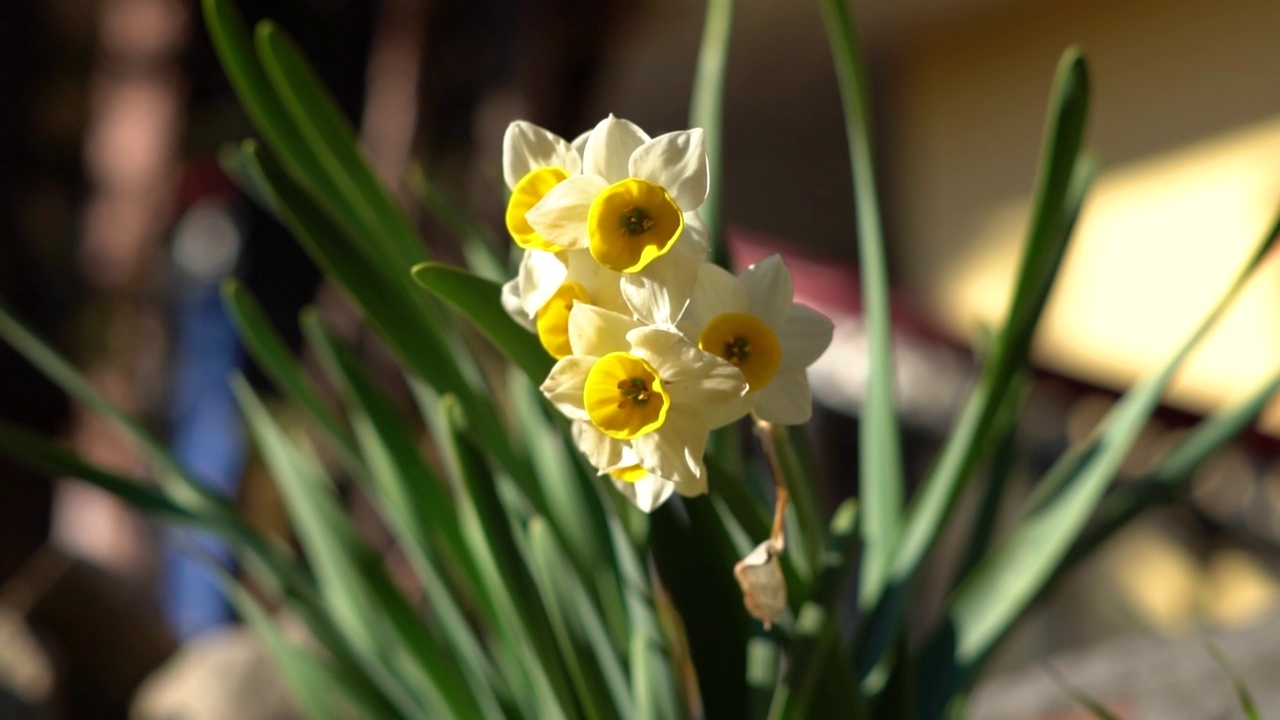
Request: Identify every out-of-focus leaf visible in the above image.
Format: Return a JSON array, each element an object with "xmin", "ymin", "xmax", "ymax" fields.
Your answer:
[
  {"xmin": 528, "ymin": 517, "xmax": 627, "ymax": 720},
  {"xmin": 651, "ymin": 496, "xmax": 751, "ymax": 720},
  {"xmin": 0, "ymin": 301, "xmax": 217, "ymax": 511},
  {"xmin": 506, "ymin": 366, "xmax": 625, "ymax": 643},
  {"xmin": 1207, "ymin": 644, "xmax": 1260, "ymax": 720},
  {"xmin": 221, "ymin": 280, "xmax": 358, "ymax": 469},
  {"xmin": 767, "ymin": 500, "xmax": 862, "ymax": 720},
  {"xmin": 234, "ymin": 376, "xmax": 487, "ymax": 720},
  {"xmin": 919, "ymin": 207, "xmax": 1280, "ymax": 719},
  {"xmin": 858, "ymin": 49, "xmax": 1093, "ymax": 690},
  {"xmin": 0, "ymin": 421, "xmax": 207, "ymax": 525},
  {"xmin": 254, "ymin": 21, "xmax": 424, "ymax": 271},
  {"xmin": 688, "ymin": 0, "xmax": 733, "ymax": 263},
  {"xmin": 816, "ymin": 0, "xmax": 904, "ymax": 612},
  {"xmin": 218, "ymin": 565, "xmax": 396, "ymax": 720},
  {"xmin": 1043, "ymin": 665, "xmax": 1122, "ymax": 720},
  {"xmin": 406, "ymin": 165, "xmax": 506, "ymax": 283},
  {"xmin": 1069, "ymin": 368, "xmax": 1280, "ymax": 564},
  {"xmin": 610, "ymin": 516, "xmax": 680, "ymax": 720},
  {"xmin": 437, "ymin": 396, "xmax": 576, "ymax": 718},
  {"xmin": 411, "ymin": 262, "xmax": 553, "ymax": 384},
  {"xmin": 300, "ymin": 312, "xmax": 509, "ymax": 715}
]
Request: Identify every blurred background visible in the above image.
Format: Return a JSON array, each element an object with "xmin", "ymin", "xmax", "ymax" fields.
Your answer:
[{"xmin": 2, "ymin": 0, "xmax": 1280, "ymax": 717}]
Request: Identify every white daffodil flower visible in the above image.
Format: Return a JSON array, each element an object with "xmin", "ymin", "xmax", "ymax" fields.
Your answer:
[
  {"xmin": 678, "ymin": 255, "xmax": 834, "ymax": 427},
  {"xmin": 541, "ymin": 304, "xmax": 747, "ymax": 498},
  {"xmin": 524, "ymin": 115, "xmax": 710, "ymax": 319},
  {"xmin": 500, "ymin": 247, "xmax": 627, "ymax": 358},
  {"xmin": 503, "ymin": 121, "xmax": 583, "ymax": 253}
]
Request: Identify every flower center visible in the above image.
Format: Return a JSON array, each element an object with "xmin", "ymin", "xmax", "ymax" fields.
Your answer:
[
  {"xmin": 620, "ymin": 206, "xmax": 655, "ymax": 235},
  {"xmin": 535, "ymin": 281, "xmax": 590, "ymax": 359},
  {"xmin": 584, "ymin": 352, "xmax": 669, "ymax": 439},
  {"xmin": 698, "ymin": 312, "xmax": 782, "ymax": 392},
  {"xmin": 587, "ymin": 179, "xmax": 684, "ymax": 273},
  {"xmin": 506, "ymin": 166, "xmax": 569, "ymax": 252}
]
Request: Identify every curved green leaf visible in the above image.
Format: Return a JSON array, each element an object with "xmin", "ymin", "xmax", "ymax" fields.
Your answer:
[{"xmin": 411, "ymin": 262, "xmax": 553, "ymax": 383}]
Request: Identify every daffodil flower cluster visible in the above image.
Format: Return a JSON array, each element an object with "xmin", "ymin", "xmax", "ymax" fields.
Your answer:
[{"xmin": 501, "ymin": 116, "xmax": 835, "ymax": 512}]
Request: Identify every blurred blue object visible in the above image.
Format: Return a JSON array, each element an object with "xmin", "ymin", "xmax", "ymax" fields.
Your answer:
[{"xmin": 162, "ymin": 235, "xmax": 246, "ymax": 639}]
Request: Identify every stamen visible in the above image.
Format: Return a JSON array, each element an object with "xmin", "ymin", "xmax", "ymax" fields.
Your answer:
[
  {"xmin": 723, "ymin": 336, "xmax": 752, "ymax": 365},
  {"xmin": 620, "ymin": 206, "xmax": 655, "ymax": 236},
  {"xmin": 617, "ymin": 377, "xmax": 651, "ymax": 407}
]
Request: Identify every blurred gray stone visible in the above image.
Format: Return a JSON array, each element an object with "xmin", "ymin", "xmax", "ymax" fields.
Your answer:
[
  {"xmin": 131, "ymin": 624, "xmax": 298, "ymax": 720},
  {"xmin": 970, "ymin": 611, "xmax": 1280, "ymax": 719}
]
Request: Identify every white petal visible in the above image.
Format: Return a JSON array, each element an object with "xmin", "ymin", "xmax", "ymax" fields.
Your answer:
[
  {"xmin": 570, "ymin": 129, "xmax": 591, "ymax": 158},
  {"xmin": 582, "ymin": 115, "xmax": 650, "ymax": 182},
  {"xmin": 628, "ymin": 129, "xmax": 708, "ymax": 211},
  {"xmin": 540, "ymin": 356, "xmax": 595, "ymax": 419},
  {"xmin": 572, "ymin": 420, "xmax": 626, "ymax": 471},
  {"xmin": 627, "ymin": 327, "xmax": 747, "ymax": 406},
  {"xmin": 741, "ymin": 255, "xmax": 793, "ymax": 328},
  {"xmin": 671, "ymin": 470, "xmax": 708, "ymax": 499},
  {"xmin": 614, "ymin": 473, "xmax": 677, "ymax": 513},
  {"xmin": 778, "ymin": 304, "xmax": 835, "ymax": 369},
  {"xmin": 704, "ymin": 394, "xmax": 752, "ymax": 429},
  {"xmin": 620, "ymin": 241, "xmax": 702, "ymax": 326},
  {"xmin": 681, "ymin": 212, "xmax": 711, "ymax": 256},
  {"xmin": 568, "ymin": 303, "xmax": 638, "ymax": 357},
  {"xmin": 678, "ymin": 262, "xmax": 745, "ymax": 337},
  {"xmin": 564, "ymin": 250, "xmax": 628, "ymax": 315},
  {"xmin": 516, "ymin": 248, "xmax": 568, "ymax": 318},
  {"xmin": 503, "ymin": 121, "xmax": 580, "ymax": 190},
  {"xmin": 525, "ymin": 174, "xmax": 607, "ymax": 251},
  {"xmin": 501, "ymin": 276, "xmax": 535, "ymax": 331},
  {"xmin": 632, "ymin": 406, "xmax": 707, "ymax": 485},
  {"xmin": 752, "ymin": 370, "xmax": 813, "ymax": 425}
]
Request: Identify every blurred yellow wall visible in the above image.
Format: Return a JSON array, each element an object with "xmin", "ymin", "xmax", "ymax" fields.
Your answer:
[{"xmin": 886, "ymin": 0, "xmax": 1280, "ymax": 428}]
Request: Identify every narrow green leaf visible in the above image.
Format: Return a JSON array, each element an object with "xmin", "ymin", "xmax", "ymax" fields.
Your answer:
[
  {"xmin": 955, "ymin": 373, "xmax": 1030, "ymax": 584},
  {"xmin": 406, "ymin": 165, "xmax": 506, "ymax": 283},
  {"xmin": 1069, "ymin": 367, "xmax": 1280, "ymax": 564},
  {"xmin": 816, "ymin": 0, "xmax": 904, "ymax": 609},
  {"xmin": 857, "ymin": 51, "xmax": 1094, "ymax": 689},
  {"xmin": 746, "ymin": 635, "xmax": 781, "ymax": 720},
  {"xmin": 221, "ymin": 279, "xmax": 359, "ymax": 470},
  {"xmin": 0, "ymin": 301, "xmax": 215, "ymax": 511},
  {"xmin": 0, "ymin": 420, "xmax": 206, "ymax": 525},
  {"xmin": 528, "ymin": 516, "xmax": 626, "ymax": 720},
  {"xmin": 220, "ymin": 567, "xmax": 394, "ymax": 720},
  {"xmin": 437, "ymin": 395, "xmax": 578, "ymax": 718},
  {"xmin": 651, "ymin": 497, "xmax": 752, "ymax": 719},
  {"xmin": 234, "ymin": 376, "xmax": 486, "ymax": 720},
  {"xmin": 411, "ymin": 262, "xmax": 554, "ymax": 383},
  {"xmin": 1043, "ymin": 665, "xmax": 1122, "ymax": 720},
  {"xmin": 1206, "ymin": 644, "xmax": 1260, "ymax": 720},
  {"xmin": 920, "ymin": 206, "xmax": 1280, "ymax": 718},
  {"xmin": 300, "ymin": 312, "xmax": 509, "ymax": 716},
  {"xmin": 235, "ymin": 140, "xmax": 533, "ymax": 513},
  {"xmin": 767, "ymin": 500, "xmax": 862, "ymax": 720},
  {"xmin": 688, "ymin": 0, "xmax": 734, "ymax": 264},
  {"xmin": 507, "ymin": 365, "xmax": 624, "ymax": 640},
  {"xmin": 254, "ymin": 21, "xmax": 424, "ymax": 271}
]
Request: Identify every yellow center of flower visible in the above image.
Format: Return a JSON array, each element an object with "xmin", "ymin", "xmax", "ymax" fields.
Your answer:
[
  {"xmin": 535, "ymin": 281, "xmax": 590, "ymax": 359},
  {"xmin": 506, "ymin": 166, "xmax": 569, "ymax": 252},
  {"xmin": 609, "ymin": 464, "xmax": 649, "ymax": 483},
  {"xmin": 586, "ymin": 179, "xmax": 684, "ymax": 273},
  {"xmin": 584, "ymin": 352, "xmax": 669, "ymax": 439},
  {"xmin": 698, "ymin": 312, "xmax": 781, "ymax": 392}
]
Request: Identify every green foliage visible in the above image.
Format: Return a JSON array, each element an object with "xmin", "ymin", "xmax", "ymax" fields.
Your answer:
[{"xmin": 0, "ymin": 0, "xmax": 1274, "ymax": 718}]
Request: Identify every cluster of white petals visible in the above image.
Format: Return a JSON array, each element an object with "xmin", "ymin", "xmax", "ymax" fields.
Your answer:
[{"xmin": 501, "ymin": 116, "xmax": 835, "ymax": 512}]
